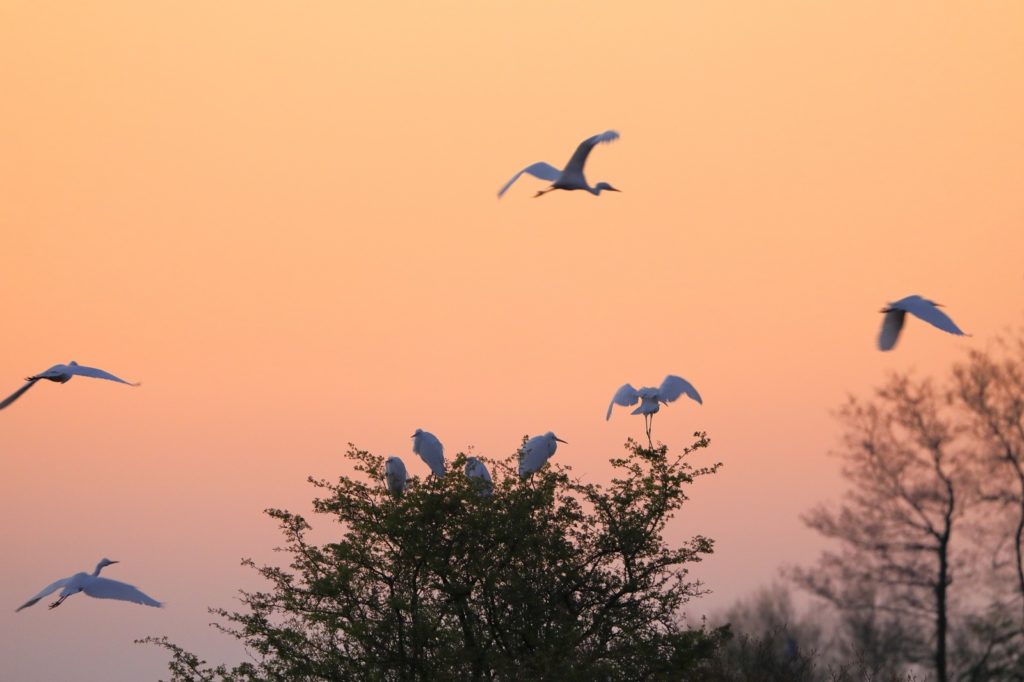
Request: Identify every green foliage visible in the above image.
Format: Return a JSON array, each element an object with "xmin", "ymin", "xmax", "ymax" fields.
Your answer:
[{"xmin": 147, "ymin": 434, "xmax": 725, "ymax": 681}]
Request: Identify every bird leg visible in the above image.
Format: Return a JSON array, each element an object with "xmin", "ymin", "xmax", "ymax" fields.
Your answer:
[
  {"xmin": 48, "ymin": 595, "xmax": 69, "ymax": 609},
  {"xmin": 534, "ymin": 187, "xmax": 555, "ymax": 198},
  {"xmin": 645, "ymin": 415, "xmax": 654, "ymax": 449}
]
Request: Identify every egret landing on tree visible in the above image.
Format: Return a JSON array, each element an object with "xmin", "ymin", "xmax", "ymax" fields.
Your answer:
[
  {"xmin": 497, "ymin": 130, "xmax": 621, "ymax": 198},
  {"xmin": 607, "ymin": 375, "xmax": 703, "ymax": 447}
]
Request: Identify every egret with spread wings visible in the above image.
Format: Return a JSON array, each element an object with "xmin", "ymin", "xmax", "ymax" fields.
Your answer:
[
  {"xmin": 16, "ymin": 558, "xmax": 162, "ymax": 611},
  {"xmin": 497, "ymin": 130, "xmax": 621, "ymax": 198},
  {"xmin": 607, "ymin": 375, "xmax": 703, "ymax": 447},
  {"xmin": 0, "ymin": 361, "xmax": 139, "ymax": 411},
  {"xmin": 878, "ymin": 295, "xmax": 968, "ymax": 351}
]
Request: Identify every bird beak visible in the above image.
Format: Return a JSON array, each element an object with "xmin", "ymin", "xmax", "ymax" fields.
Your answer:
[
  {"xmin": 610, "ymin": 188, "xmax": 621, "ymax": 192},
  {"xmin": 109, "ymin": 560, "xmax": 120, "ymax": 565},
  {"xmin": 556, "ymin": 437, "xmax": 568, "ymax": 444}
]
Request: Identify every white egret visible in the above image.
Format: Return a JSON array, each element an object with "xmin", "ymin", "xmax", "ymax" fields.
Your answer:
[
  {"xmin": 16, "ymin": 558, "xmax": 162, "ymax": 611},
  {"xmin": 607, "ymin": 375, "xmax": 703, "ymax": 447},
  {"xmin": 497, "ymin": 130, "xmax": 621, "ymax": 198},
  {"xmin": 411, "ymin": 429, "xmax": 446, "ymax": 478},
  {"xmin": 519, "ymin": 432, "xmax": 567, "ymax": 477},
  {"xmin": 464, "ymin": 457, "xmax": 493, "ymax": 497},
  {"xmin": 384, "ymin": 456, "xmax": 408, "ymax": 496},
  {"xmin": 878, "ymin": 295, "xmax": 968, "ymax": 351},
  {"xmin": 0, "ymin": 361, "xmax": 139, "ymax": 411}
]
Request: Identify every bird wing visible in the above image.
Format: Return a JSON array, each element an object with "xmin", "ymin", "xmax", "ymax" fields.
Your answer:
[
  {"xmin": 606, "ymin": 383, "xmax": 639, "ymax": 420},
  {"xmin": 659, "ymin": 375, "xmax": 703, "ymax": 405},
  {"xmin": 878, "ymin": 309, "xmax": 906, "ymax": 351},
  {"xmin": 83, "ymin": 577, "xmax": 162, "ymax": 607},
  {"xmin": 0, "ymin": 379, "xmax": 39, "ymax": 410},
  {"xmin": 497, "ymin": 162, "xmax": 562, "ymax": 198},
  {"xmin": 65, "ymin": 364, "xmax": 139, "ymax": 386},
  {"xmin": 562, "ymin": 130, "xmax": 620, "ymax": 178},
  {"xmin": 898, "ymin": 297, "xmax": 967, "ymax": 337},
  {"xmin": 16, "ymin": 577, "xmax": 70, "ymax": 611}
]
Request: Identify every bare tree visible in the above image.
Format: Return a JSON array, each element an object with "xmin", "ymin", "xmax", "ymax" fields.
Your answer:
[{"xmin": 795, "ymin": 374, "xmax": 971, "ymax": 682}]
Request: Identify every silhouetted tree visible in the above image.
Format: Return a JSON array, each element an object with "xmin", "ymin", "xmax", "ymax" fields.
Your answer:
[
  {"xmin": 144, "ymin": 435, "xmax": 725, "ymax": 681},
  {"xmin": 795, "ymin": 375, "xmax": 971, "ymax": 682}
]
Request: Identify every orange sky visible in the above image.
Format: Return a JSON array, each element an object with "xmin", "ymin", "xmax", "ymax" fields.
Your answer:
[{"xmin": 2, "ymin": 2, "xmax": 1023, "ymax": 678}]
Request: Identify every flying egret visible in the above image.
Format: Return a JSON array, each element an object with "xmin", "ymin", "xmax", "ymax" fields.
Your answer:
[
  {"xmin": 519, "ymin": 432, "xmax": 567, "ymax": 477},
  {"xmin": 0, "ymin": 361, "xmax": 139, "ymax": 411},
  {"xmin": 497, "ymin": 130, "xmax": 621, "ymax": 198},
  {"xmin": 411, "ymin": 429, "xmax": 446, "ymax": 478},
  {"xmin": 16, "ymin": 558, "xmax": 162, "ymax": 611},
  {"xmin": 607, "ymin": 375, "xmax": 703, "ymax": 447},
  {"xmin": 464, "ymin": 456, "xmax": 493, "ymax": 497},
  {"xmin": 878, "ymin": 295, "xmax": 968, "ymax": 351},
  {"xmin": 384, "ymin": 456, "xmax": 408, "ymax": 496}
]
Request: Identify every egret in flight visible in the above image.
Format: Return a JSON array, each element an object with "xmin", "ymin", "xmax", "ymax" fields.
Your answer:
[
  {"xmin": 607, "ymin": 375, "xmax": 703, "ymax": 447},
  {"xmin": 878, "ymin": 295, "xmax": 968, "ymax": 351},
  {"xmin": 497, "ymin": 130, "xmax": 621, "ymax": 198},
  {"xmin": 411, "ymin": 429, "xmax": 446, "ymax": 478},
  {"xmin": 0, "ymin": 361, "xmax": 139, "ymax": 411},
  {"xmin": 519, "ymin": 432, "xmax": 567, "ymax": 477},
  {"xmin": 384, "ymin": 456, "xmax": 408, "ymax": 496},
  {"xmin": 464, "ymin": 457, "xmax": 493, "ymax": 497},
  {"xmin": 16, "ymin": 558, "xmax": 162, "ymax": 611}
]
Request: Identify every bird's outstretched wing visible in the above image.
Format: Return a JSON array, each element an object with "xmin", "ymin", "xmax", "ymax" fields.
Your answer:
[
  {"xmin": 16, "ymin": 578, "xmax": 69, "ymax": 611},
  {"xmin": 0, "ymin": 379, "xmax": 40, "ymax": 411},
  {"xmin": 497, "ymin": 162, "xmax": 562, "ymax": 198},
  {"xmin": 66, "ymin": 363, "xmax": 140, "ymax": 386},
  {"xmin": 878, "ymin": 309, "xmax": 906, "ymax": 351},
  {"xmin": 562, "ymin": 130, "xmax": 620, "ymax": 178},
  {"xmin": 659, "ymin": 375, "xmax": 703, "ymax": 405},
  {"xmin": 83, "ymin": 577, "xmax": 162, "ymax": 607},
  {"xmin": 606, "ymin": 383, "xmax": 639, "ymax": 420},
  {"xmin": 897, "ymin": 296, "xmax": 967, "ymax": 337}
]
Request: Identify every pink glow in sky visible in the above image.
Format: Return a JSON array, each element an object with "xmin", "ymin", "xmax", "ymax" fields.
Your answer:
[{"xmin": 1, "ymin": 2, "xmax": 1022, "ymax": 679}]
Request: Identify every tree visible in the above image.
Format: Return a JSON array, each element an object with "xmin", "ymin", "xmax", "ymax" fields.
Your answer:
[
  {"xmin": 794, "ymin": 375, "xmax": 970, "ymax": 682},
  {"xmin": 145, "ymin": 435, "xmax": 725, "ymax": 681}
]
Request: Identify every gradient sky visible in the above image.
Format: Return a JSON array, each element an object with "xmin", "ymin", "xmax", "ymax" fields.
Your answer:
[{"xmin": 2, "ymin": 2, "xmax": 1022, "ymax": 679}]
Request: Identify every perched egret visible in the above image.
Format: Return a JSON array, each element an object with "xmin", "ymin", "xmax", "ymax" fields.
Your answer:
[
  {"xmin": 411, "ymin": 429, "xmax": 446, "ymax": 478},
  {"xmin": 384, "ymin": 456, "xmax": 408, "ymax": 496},
  {"xmin": 878, "ymin": 295, "xmax": 968, "ymax": 351},
  {"xmin": 607, "ymin": 375, "xmax": 703, "ymax": 447},
  {"xmin": 464, "ymin": 457, "xmax": 493, "ymax": 497},
  {"xmin": 519, "ymin": 432, "xmax": 567, "ymax": 477},
  {"xmin": 497, "ymin": 130, "xmax": 621, "ymax": 198},
  {"xmin": 0, "ymin": 361, "xmax": 139, "ymax": 411},
  {"xmin": 16, "ymin": 558, "xmax": 162, "ymax": 611}
]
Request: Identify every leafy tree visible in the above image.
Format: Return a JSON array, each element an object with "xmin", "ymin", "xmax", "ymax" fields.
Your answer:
[{"xmin": 144, "ymin": 435, "xmax": 725, "ymax": 681}]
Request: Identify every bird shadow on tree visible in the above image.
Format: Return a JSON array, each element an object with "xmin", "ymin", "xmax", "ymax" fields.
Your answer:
[{"xmin": 141, "ymin": 433, "xmax": 729, "ymax": 681}]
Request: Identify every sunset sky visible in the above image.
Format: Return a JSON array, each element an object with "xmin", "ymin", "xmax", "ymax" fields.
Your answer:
[{"xmin": 1, "ymin": 2, "xmax": 1022, "ymax": 679}]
